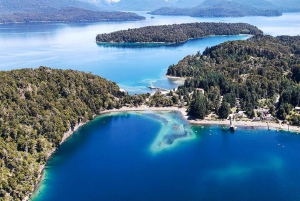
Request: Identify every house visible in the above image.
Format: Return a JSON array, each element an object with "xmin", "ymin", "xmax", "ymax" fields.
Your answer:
[
  {"xmin": 262, "ymin": 114, "xmax": 275, "ymax": 121},
  {"xmin": 252, "ymin": 117, "xmax": 261, "ymax": 121},
  {"xmin": 235, "ymin": 111, "xmax": 247, "ymax": 118}
]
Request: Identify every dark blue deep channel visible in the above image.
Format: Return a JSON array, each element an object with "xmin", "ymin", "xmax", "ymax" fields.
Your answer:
[{"xmin": 31, "ymin": 111, "xmax": 300, "ymax": 201}]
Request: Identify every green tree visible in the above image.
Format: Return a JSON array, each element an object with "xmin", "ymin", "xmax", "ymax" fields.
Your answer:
[
  {"xmin": 245, "ymin": 104, "xmax": 255, "ymax": 119},
  {"xmin": 218, "ymin": 100, "xmax": 230, "ymax": 119},
  {"xmin": 188, "ymin": 93, "xmax": 208, "ymax": 119}
]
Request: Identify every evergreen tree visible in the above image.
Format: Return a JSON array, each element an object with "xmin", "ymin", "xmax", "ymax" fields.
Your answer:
[
  {"xmin": 218, "ymin": 100, "xmax": 230, "ymax": 119},
  {"xmin": 245, "ymin": 104, "xmax": 255, "ymax": 119},
  {"xmin": 188, "ymin": 93, "xmax": 208, "ymax": 119}
]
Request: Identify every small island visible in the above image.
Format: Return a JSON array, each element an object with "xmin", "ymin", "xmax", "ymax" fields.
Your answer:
[
  {"xmin": 3, "ymin": 26, "xmax": 300, "ymax": 201},
  {"xmin": 96, "ymin": 22, "xmax": 263, "ymax": 44}
]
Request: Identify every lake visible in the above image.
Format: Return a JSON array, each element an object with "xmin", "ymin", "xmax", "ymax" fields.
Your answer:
[
  {"xmin": 1, "ymin": 12, "xmax": 300, "ymax": 201},
  {"xmin": 1, "ymin": 12, "xmax": 300, "ymax": 94},
  {"xmin": 31, "ymin": 111, "xmax": 300, "ymax": 201}
]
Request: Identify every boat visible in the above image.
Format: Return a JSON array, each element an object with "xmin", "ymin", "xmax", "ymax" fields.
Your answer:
[
  {"xmin": 148, "ymin": 85, "xmax": 156, "ymax": 90},
  {"xmin": 230, "ymin": 125, "xmax": 237, "ymax": 131},
  {"xmin": 230, "ymin": 118, "xmax": 237, "ymax": 131}
]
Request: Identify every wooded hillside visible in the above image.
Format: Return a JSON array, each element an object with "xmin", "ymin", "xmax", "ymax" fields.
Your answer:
[
  {"xmin": 96, "ymin": 22, "xmax": 263, "ymax": 44},
  {"xmin": 0, "ymin": 7, "xmax": 145, "ymax": 24},
  {"xmin": 0, "ymin": 67, "xmax": 128, "ymax": 200},
  {"xmin": 167, "ymin": 35, "xmax": 300, "ymax": 122}
]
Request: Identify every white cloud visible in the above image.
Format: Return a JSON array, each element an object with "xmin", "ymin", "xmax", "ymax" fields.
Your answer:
[{"xmin": 105, "ymin": 0, "xmax": 121, "ymax": 3}]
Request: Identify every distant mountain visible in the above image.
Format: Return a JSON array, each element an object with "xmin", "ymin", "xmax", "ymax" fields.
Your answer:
[
  {"xmin": 199, "ymin": 0, "xmax": 275, "ymax": 10},
  {"xmin": 79, "ymin": 0, "xmax": 203, "ymax": 11},
  {"xmin": 0, "ymin": 0, "xmax": 102, "ymax": 13},
  {"xmin": 0, "ymin": 0, "xmax": 146, "ymax": 23},
  {"xmin": 78, "ymin": 0, "xmax": 300, "ymax": 12},
  {"xmin": 150, "ymin": 1, "xmax": 282, "ymax": 17},
  {"xmin": 268, "ymin": 0, "xmax": 300, "ymax": 12},
  {"xmin": 0, "ymin": 7, "xmax": 145, "ymax": 24}
]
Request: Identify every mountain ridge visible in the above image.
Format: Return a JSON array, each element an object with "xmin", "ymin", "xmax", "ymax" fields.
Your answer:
[
  {"xmin": 149, "ymin": 1, "xmax": 282, "ymax": 17},
  {"xmin": 78, "ymin": 0, "xmax": 300, "ymax": 12},
  {"xmin": 0, "ymin": 7, "xmax": 145, "ymax": 24},
  {"xmin": 0, "ymin": 0, "xmax": 146, "ymax": 23}
]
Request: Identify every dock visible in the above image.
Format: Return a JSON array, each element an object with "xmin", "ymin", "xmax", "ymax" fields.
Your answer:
[{"xmin": 147, "ymin": 86, "xmax": 169, "ymax": 92}]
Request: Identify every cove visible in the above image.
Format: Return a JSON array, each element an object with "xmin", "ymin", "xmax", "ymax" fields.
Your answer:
[
  {"xmin": 2, "ymin": 12, "xmax": 300, "ymax": 200},
  {"xmin": 31, "ymin": 111, "xmax": 300, "ymax": 201}
]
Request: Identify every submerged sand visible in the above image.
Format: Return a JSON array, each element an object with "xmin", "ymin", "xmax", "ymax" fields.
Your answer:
[{"xmin": 100, "ymin": 105, "xmax": 300, "ymax": 133}]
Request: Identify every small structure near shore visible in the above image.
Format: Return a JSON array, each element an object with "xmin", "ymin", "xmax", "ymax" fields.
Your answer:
[
  {"xmin": 230, "ymin": 118, "xmax": 237, "ymax": 131},
  {"xmin": 147, "ymin": 85, "xmax": 169, "ymax": 92}
]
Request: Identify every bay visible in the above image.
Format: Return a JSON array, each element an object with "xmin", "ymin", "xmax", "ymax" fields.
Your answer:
[
  {"xmin": 31, "ymin": 111, "xmax": 300, "ymax": 201},
  {"xmin": 1, "ymin": 12, "xmax": 300, "ymax": 200},
  {"xmin": 0, "ymin": 12, "xmax": 299, "ymax": 94}
]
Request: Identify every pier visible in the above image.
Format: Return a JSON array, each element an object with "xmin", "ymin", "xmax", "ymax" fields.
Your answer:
[{"xmin": 147, "ymin": 85, "xmax": 169, "ymax": 92}]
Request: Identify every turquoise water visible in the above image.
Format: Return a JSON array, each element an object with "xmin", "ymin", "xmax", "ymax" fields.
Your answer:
[
  {"xmin": 1, "ymin": 12, "xmax": 300, "ymax": 200},
  {"xmin": 31, "ymin": 111, "xmax": 300, "ymax": 201},
  {"xmin": 0, "ymin": 12, "xmax": 299, "ymax": 94}
]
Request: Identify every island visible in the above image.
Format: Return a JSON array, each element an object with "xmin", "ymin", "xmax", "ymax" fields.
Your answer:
[
  {"xmin": 96, "ymin": 22, "xmax": 263, "ymax": 44},
  {"xmin": 2, "ymin": 27, "xmax": 300, "ymax": 201},
  {"xmin": 0, "ymin": 0, "xmax": 146, "ymax": 24},
  {"xmin": 149, "ymin": 0, "xmax": 282, "ymax": 17},
  {"xmin": 0, "ymin": 7, "xmax": 145, "ymax": 24}
]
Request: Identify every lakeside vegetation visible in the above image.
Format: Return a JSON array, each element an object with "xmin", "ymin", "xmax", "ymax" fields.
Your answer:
[
  {"xmin": 0, "ymin": 65, "xmax": 187, "ymax": 200},
  {"xmin": 166, "ymin": 35, "xmax": 300, "ymax": 124},
  {"xmin": 0, "ymin": 67, "xmax": 150, "ymax": 200},
  {"xmin": 96, "ymin": 22, "xmax": 263, "ymax": 44},
  {"xmin": 2, "ymin": 20, "xmax": 300, "ymax": 200}
]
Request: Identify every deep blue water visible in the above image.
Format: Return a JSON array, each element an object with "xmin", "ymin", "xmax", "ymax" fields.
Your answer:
[
  {"xmin": 31, "ymin": 111, "xmax": 300, "ymax": 201},
  {"xmin": 1, "ymin": 12, "xmax": 300, "ymax": 200}
]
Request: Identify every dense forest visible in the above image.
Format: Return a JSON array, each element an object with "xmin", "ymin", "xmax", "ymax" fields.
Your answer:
[
  {"xmin": 0, "ymin": 67, "xmax": 151, "ymax": 200},
  {"xmin": 149, "ymin": 1, "xmax": 281, "ymax": 17},
  {"xmin": 0, "ymin": 66, "xmax": 186, "ymax": 200},
  {"xmin": 0, "ymin": 7, "xmax": 145, "ymax": 24},
  {"xmin": 96, "ymin": 22, "xmax": 263, "ymax": 44},
  {"xmin": 167, "ymin": 35, "xmax": 300, "ymax": 124}
]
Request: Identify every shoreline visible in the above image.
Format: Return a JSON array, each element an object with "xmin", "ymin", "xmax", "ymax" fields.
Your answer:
[
  {"xmin": 100, "ymin": 105, "xmax": 300, "ymax": 132},
  {"xmin": 96, "ymin": 34, "xmax": 253, "ymax": 45},
  {"xmin": 27, "ymin": 120, "xmax": 90, "ymax": 201},
  {"xmin": 29, "ymin": 105, "xmax": 299, "ymax": 200}
]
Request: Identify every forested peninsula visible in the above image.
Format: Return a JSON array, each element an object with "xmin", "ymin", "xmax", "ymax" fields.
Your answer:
[
  {"xmin": 96, "ymin": 22, "xmax": 263, "ymax": 44},
  {"xmin": 167, "ymin": 35, "xmax": 300, "ymax": 124},
  {"xmin": 0, "ymin": 7, "xmax": 145, "ymax": 24},
  {"xmin": 0, "ymin": 67, "xmax": 155, "ymax": 200}
]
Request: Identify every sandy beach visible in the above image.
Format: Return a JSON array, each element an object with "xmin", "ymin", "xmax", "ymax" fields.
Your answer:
[
  {"xmin": 29, "ymin": 105, "xmax": 300, "ymax": 201},
  {"xmin": 100, "ymin": 105, "xmax": 300, "ymax": 133}
]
